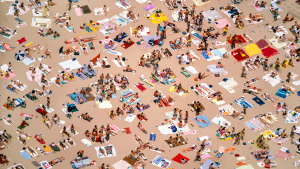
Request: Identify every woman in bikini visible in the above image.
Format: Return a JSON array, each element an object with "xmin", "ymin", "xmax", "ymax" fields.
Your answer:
[
  {"xmin": 137, "ymin": 122, "xmax": 147, "ymax": 134},
  {"xmin": 246, "ymin": 86, "xmax": 262, "ymax": 91}
]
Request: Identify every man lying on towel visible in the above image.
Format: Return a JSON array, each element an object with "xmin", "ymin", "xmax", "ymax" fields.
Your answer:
[{"xmin": 123, "ymin": 65, "xmax": 136, "ymax": 73}]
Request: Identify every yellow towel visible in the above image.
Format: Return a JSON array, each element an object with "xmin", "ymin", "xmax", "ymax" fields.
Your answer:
[
  {"xmin": 148, "ymin": 13, "xmax": 168, "ymax": 24},
  {"xmin": 243, "ymin": 44, "xmax": 261, "ymax": 56}
]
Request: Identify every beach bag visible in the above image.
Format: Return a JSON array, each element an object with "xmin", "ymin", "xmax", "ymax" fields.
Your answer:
[
  {"xmin": 148, "ymin": 39, "xmax": 155, "ymax": 46},
  {"xmin": 171, "ymin": 126, "xmax": 177, "ymax": 133},
  {"xmin": 150, "ymin": 133, "xmax": 156, "ymax": 141}
]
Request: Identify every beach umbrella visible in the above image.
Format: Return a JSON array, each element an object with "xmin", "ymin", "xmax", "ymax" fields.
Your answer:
[
  {"xmin": 15, "ymin": 50, "xmax": 25, "ymax": 61},
  {"xmin": 59, "ymin": 46, "xmax": 63, "ymax": 54}
]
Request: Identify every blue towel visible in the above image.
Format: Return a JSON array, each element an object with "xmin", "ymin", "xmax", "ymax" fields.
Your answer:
[
  {"xmin": 192, "ymin": 32, "xmax": 203, "ymax": 39},
  {"xmin": 201, "ymin": 51, "xmax": 211, "ymax": 60},
  {"xmin": 214, "ymin": 49, "xmax": 223, "ymax": 57},
  {"xmin": 252, "ymin": 97, "xmax": 265, "ymax": 106},
  {"xmin": 275, "ymin": 88, "xmax": 290, "ymax": 98},
  {"xmin": 67, "ymin": 93, "xmax": 87, "ymax": 104},
  {"xmin": 19, "ymin": 151, "xmax": 32, "ymax": 160},
  {"xmin": 193, "ymin": 115, "xmax": 212, "ymax": 128},
  {"xmin": 201, "ymin": 159, "xmax": 218, "ymax": 169},
  {"xmin": 234, "ymin": 98, "xmax": 253, "ymax": 108},
  {"xmin": 74, "ymin": 72, "xmax": 87, "ymax": 80},
  {"xmin": 15, "ymin": 18, "xmax": 23, "ymax": 23}
]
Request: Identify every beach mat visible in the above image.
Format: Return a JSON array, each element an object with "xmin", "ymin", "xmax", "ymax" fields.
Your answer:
[{"xmin": 82, "ymin": 5, "xmax": 92, "ymax": 14}]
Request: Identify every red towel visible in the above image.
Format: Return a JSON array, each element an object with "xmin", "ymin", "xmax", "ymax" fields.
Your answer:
[
  {"xmin": 262, "ymin": 46, "xmax": 278, "ymax": 58},
  {"xmin": 172, "ymin": 153, "xmax": 190, "ymax": 164},
  {"xmin": 256, "ymin": 39, "xmax": 269, "ymax": 49},
  {"xmin": 20, "ymin": 113, "xmax": 33, "ymax": 117},
  {"xmin": 36, "ymin": 108, "xmax": 48, "ymax": 115},
  {"xmin": 227, "ymin": 35, "xmax": 247, "ymax": 44},
  {"xmin": 231, "ymin": 48, "xmax": 249, "ymax": 62},
  {"xmin": 121, "ymin": 41, "xmax": 135, "ymax": 49},
  {"xmin": 136, "ymin": 83, "xmax": 147, "ymax": 92},
  {"xmin": 17, "ymin": 37, "xmax": 26, "ymax": 44},
  {"xmin": 123, "ymin": 127, "xmax": 131, "ymax": 134},
  {"xmin": 34, "ymin": 135, "xmax": 45, "ymax": 144}
]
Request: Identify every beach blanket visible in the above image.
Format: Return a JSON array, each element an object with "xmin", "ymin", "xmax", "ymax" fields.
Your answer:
[
  {"xmin": 215, "ymin": 18, "xmax": 231, "ymax": 29},
  {"xmin": 268, "ymin": 25, "xmax": 288, "ymax": 36},
  {"xmin": 58, "ymin": 59, "xmax": 82, "ymax": 72},
  {"xmin": 286, "ymin": 110, "xmax": 299, "ymax": 123},
  {"xmin": 70, "ymin": 157, "xmax": 92, "ymax": 169},
  {"xmin": 200, "ymin": 159, "xmax": 219, "ymax": 169},
  {"xmin": 256, "ymin": 39, "xmax": 269, "ymax": 49},
  {"xmin": 148, "ymin": 13, "xmax": 168, "ymax": 24},
  {"xmin": 275, "ymin": 147, "xmax": 291, "ymax": 159},
  {"xmin": 212, "ymin": 116, "xmax": 231, "ymax": 127},
  {"xmin": 218, "ymin": 78, "xmax": 238, "ymax": 93},
  {"xmin": 81, "ymin": 21, "xmax": 100, "ymax": 33},
  {"xmin": 218, "ymin": 104, "xmax": 238, "ymax": 116},
  {"xmin": 252, "ymin": 1, "xmax": 268, "ymax": 11},
  {"xmin": 202, "ymin": 9, "xmax": 222, "ymax": 21},
  {"xmin": 231, "ymin": 48, "xmax": 250, "ymax": 62},
  {"xmin": 234, "ymin": 97, "xmax": 253, "ymax": 108},
  {"xmin": 244, "ymin": 118, "xmax": 267, "ymax": 131},
  {"xmin": 31, "ymin": 17, "xmax": 52, "ymax": 28},
  {"xmin": 74, "ymin": 7, "xmax": 82, "ymax": 16},
  {"xmin": 95, "ymin": 145, "xmax": 117, "ymax": 158},
  {"xmin": 169, "ymin": 85, "xmax": 189, "ymax": 97},
  {"xmin": 151, "ymin": 156, "xmax": 171, "ymax": 168},
  {"xmin": 110, "ymin": 15, "xmax": 128, "ymax": 27},
  {"xmin": 268, "ymin": 38, "xmax": 287, "ymax": 49},
  {"xmin": 185, "ymin": 66, "xmax": 198, "ymax": 74},
  {"xmin": 243, "ymin": 44, "xmax": 261, "ymax": 56},
  {"xmin": 207, "ymin": 64, "xmax": 228, "ymax": 76},
  {"xmin": 172, "ymin": 153, "xmax": 190, "ymax": 164},
  {"xmin": 7, "ymin": 3, "xmax": 30, "ymax": 16},
  {"xmin": 275, "ymin": 86, "xmax": 293, "ymax": 98},
  {"xmin": 261, "ymin": 46, "xmax": 278, "ymax": 58},
  {"xmin": 193, "ymin": 0, "xmax": 210, "ymax": 6},
  {"xmin": 115, "ymin": 0, "xmax": 131, "ymax": 9},
  {"xmin": 114, "ymin": 32, "xmax": 128, "ymax": 42},
  {"xmin": 112, "ymin": 160, "xmax": 131, "ymax": 169},
  {"xmin": 262, "ymin": 72, "xmax": 282, "ymax": 87},
  {"xmin": 124, "ymin": 114, "xmax": 136, "ymax": 122},
  {"xmin": 94, "ymin": 7, "xmax": 109, "ymax": 15},
  {"xmin": 121, "ymin": 41, "xmax": 135, "ymax": 49},
  {"xmin": 99, "ymin": 23, "xmax": 117, "ymax": 36},
  {"xmin": 252, "ymin": 96, "xmax": 265, "ymax": 106},
  {"xmin": 19, "ymin": 150, "xmax": 32, "ymax": 160},
  {"xmin": 272, "ymin": 137, "xmax": 289, "ymax": 144},
  {"xmin": 193, "ymin": 115, "xmax": 212, "ymax": 128}
]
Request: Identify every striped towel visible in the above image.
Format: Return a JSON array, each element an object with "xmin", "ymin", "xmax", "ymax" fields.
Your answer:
[
  {"xmin": 109, "ymin": 124, "xmax": 120, "ymax": 132},
  {"xmin": 3, "ymin": 43, "xmax": 13, "ymax": 51}
]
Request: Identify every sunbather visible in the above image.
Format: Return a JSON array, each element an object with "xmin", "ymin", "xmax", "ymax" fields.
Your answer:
[
  {"xmin": 6, "ymin": 84, "xmax": 21, "ymax": 94},
  {"xmin": 244, "ymin": 77, "xmax": 259, "ymax": 86},
  {"xmin": 137, "ymin": 122, "xmax": 147, "ymax": 134},
  {"xmin": 283, "ymin": 84, "xmax": 295, "ymax": 94},
  {"xmin": 52, "ymin": 114, "xmax": 60, "ymax": 124},
  {"xmin": 49, "ymin": 156, "xmax": 65, "ymax": 166},
  {"xmin": 284, "ymin": 14, "xmax": 294, "ymax": 21},
  {"xmin": 35, "ymin": 134, "xmax": 45, "ymax": 143},
  {"xmin": 243, "ymin": 89, "xmax": 259, "ymax": 96},
  {"xmin": 19, "ymin": 136, "xmax": 26, "ymax": 144}
]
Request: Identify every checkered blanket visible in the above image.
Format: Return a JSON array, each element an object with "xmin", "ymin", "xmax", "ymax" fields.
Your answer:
[
  {"xmin": 272, "ymin": 137, "xmax": 289, "ymax": 144},
  {"xmin": 275, "ymin": 149, "xmax": 291, "ymax": 159},
  {"xmin": 244, "ymin": 118, "xmax": 267, "ymax": 132},
  {"xmin": 109, "ymin": 124, "xmax": 120, "ymax": 132},
  {"xmin": 138, "ymin": 41, "xmax": 152, "ymax": 51}
]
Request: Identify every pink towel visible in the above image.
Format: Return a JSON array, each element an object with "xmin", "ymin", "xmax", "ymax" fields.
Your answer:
[
  {"xmin": 184, "ymin": 130, "xmax": 197, "ymax": 135},
  {"xmin": 26, "ymin": 71, "xmax": 42, "ymax": 81},
  {"xmin": 2, "ymin": 72, "xmax": 15, "ymax": 80},
  {"xmin": 75, "ymin": 8, "xmax": 82, "ymax": 16},
  {"xmin": 215, "ymin": 18, "xmax": 231, "ymax": 29},
  {"xmin": 200, "ymin": 154, "xmax": 211, "ymax": 159}
]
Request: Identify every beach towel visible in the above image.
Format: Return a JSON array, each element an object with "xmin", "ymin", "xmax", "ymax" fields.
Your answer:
[
  {"xmin": 211, "ymin": 115, "xmax": 231, "ymax": 126},
  {"xmin": 218, "ymin": 104, "xmax": 238, "ymax": 116},
  {"xmin": 112, "ymin": 160, "xmax": 131, "ymax": 169},
  {"xmin": 7, "ymin": 3, "xmax": 30, "ymax": 16},
  {"xmin": 121, "ymin": 41, "xmax": 135, "ymax": 49},
  {"xmin": 252, "ymin": 96, "xmax": 265, "ymax": 106},
  {"xmin": 275, "ymin": 87, "xmax": 292, "ymax": 98},
  {"xmin": 244, "ymin": 118, "xmax": 267, "ymax": 131},
  {"xmin": 58, "ymin": 59, "xmax": 82, "ymax": 71},
  {"xmin": 136, "ymin": 0, "xmax": 147, "ymax": 4},
  {"xmin": 199, "ymin": 159, "xmax": 219, "ymax": 169},
  {"xmin": 110, "ymin": 15, "xmax": 128, "ymax": 27},
  {"xmin": 227, "ymin": 35, "xmax": 247, "ymax": 44},
  {"xmin": 275, "ymin": 148, "xmax": 291, "ymax": 159},
  {"xmin": 234, "ymin": 97, "xmax": 253, "ymax": 108},
  {"xmin": 95, "ymin": 145, "xmax": 117, "ymax": 158},
  {"xmin": 19, "ymin": 150, "xmax": 32, "ymax": 160},
  {"xmin": 151, "ymin": 155, "xmax": 171, "ymax": 168},
  {"xmin": 185, "ymin": 66, "xmax": 198, "ymax": 74},
  {"xmin": 70, "ymin": 157, "xmax": 92, "ymax": 169},
  {"xmin": 94, "ymin": 7, "xmax": 109, "ymax": 15},
  {"xmin": 255, "ymin": 40, "xmax": 268, "ymax": 50},
  {"xmin": 31, "ymin": 17, "xmax": 52, "ymax": 28},
  {"xmin": 262, "ymin": 46, "xmax": 278, "ymax": 58},
  {"xmin": 268, "ymin": 38, "xmax": 286, "ymax": 49},
  {"xmin": 74, "ymin": 7, "xmax": 82, "ymax": 16},
  {"xmin": 193, "ymin": 0, "xmax": 210, "ymax": 6},
  {"xmin": 82, "ymin": 5, "xmax": 92, "ymax": 14},
  {"xmin": 215, "ymin": 18, "xmax": 231, "ymax": 29},
  {"xmin": 193, "ymin": 115, "xmax": 212, "ymax": 128},
  {"xmin": 286, "ymin": 110, "xmax": 299, "ymax": 123},
  {"xmin": 262, "ymin": 72, "xmax": 282, "ymax": 87},
  {"xmin": 243, "ymin": 44, "xmax": 261, "ymax": 56},
  {"xmin": 202, "ymin": 9, "xmax": 222, "ymax": 21},
  {"xmin": 148, "ymin": 13, "xmax": 168, "ymax": 24},
  {"xmin": 172, "ymin": 153, "xmax": 190, "ymax": 164},
  {"xmin": 125, "ymin": 114, "xmax": 136, "ymax": 122},
  {"xmin": 231, "ymin": 48, "xmax": 249, "ymax": 62},
  {"xmin": 135, "ymin": 83, "xmax": 146, "ymax": 92}
]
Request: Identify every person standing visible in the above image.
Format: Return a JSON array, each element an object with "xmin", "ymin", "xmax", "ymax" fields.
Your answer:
[
  {"xmin": 194, "ymin": 150, "xmax": 201, "ymax": 162},
  {"xmin": 286, "ymin": 72, "xmax": 291, "ymax": 83},
  {"xmin": 47, "ymin": 97, "xmax": 50, "ymax": 108}
]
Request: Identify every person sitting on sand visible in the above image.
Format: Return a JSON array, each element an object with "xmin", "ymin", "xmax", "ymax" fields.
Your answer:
[{"xmin": 284, "ymin": 14, "xmax": 294, "ymax": 21}]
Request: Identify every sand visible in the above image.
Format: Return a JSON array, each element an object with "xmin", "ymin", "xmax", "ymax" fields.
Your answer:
[{"xmin": 0, "ymin": 0, "xmax": 300, "ymax": 168}]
